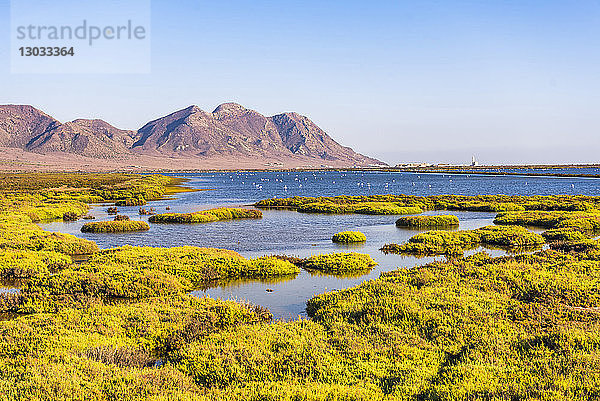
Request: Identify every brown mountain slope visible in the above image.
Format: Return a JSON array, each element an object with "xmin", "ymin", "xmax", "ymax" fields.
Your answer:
[
  {"xmin": 0, "ymin": 105, "xmax": 137, "ymax": 158},
  {"xmin": 28, "ymin": 119, "xmax": 137, "ymax": 158},
  {"xmin": 132, "ymin": 103, "xmax": 382, "ymax": 166},
  {"xmin": 0, "ymin": 105, "xmax": 60, "ymax": 149},
  {"xmin": 269, "ymin": 112, "xmax": 364, "ymax": 161},
  {"xmin": 0, "ymin": 103, "xmax": 384, "ymax": 168},
  {"xmin": 134, "ymin": 104, "xmax": 299, "ymax": 157}
]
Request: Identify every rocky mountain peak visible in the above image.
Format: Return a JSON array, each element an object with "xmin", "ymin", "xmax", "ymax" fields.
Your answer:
[
  {"xmin": 0, "ymin": 103, "xmax": 385, "ymax": 167},
  {"xmin": 212, "ymin": 102, "xmax": 248, "ymax": 117}
]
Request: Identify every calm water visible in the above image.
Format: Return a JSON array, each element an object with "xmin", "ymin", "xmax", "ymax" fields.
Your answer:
[{"xmin": 38, "ymin": 170, "xmax": 600, "ymax": 320}]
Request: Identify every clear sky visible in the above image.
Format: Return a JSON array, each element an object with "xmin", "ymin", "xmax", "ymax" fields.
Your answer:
[{"xmin": 1, "ymin": 0, "xmax": 600, "ymax": 165}]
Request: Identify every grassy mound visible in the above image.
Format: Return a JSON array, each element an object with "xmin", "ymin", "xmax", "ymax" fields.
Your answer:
[
  {"xmin": 297, "ymin": 201, "xmax": 422, "ymax": 215},
  {"xmin": 1, "ymin": 246, "xmax": 301, "ymax": 314},
  {"xmin": 257, "ymin": 194, "xmax": 600, "ymax": 216},
  {"xmin": 84, "ymin": 246, "xmax": 300, "ymax": 282},
  {"xmin": 382, "ymin": 225, "xmax": 545, "ymax": 256},
  {"xmin": 332, "ymin": 231, "xmax": 367, "ymax": 243},
  {"xmin": 0, "ymin": 214, "xmax": 98, "ymax": 255},
  {"xmin": 149, "ymin": 207, "xmax": 262, "ymax": 223},
  {"xmin": 81, "ymin": 220, "xmax": 150, "ymax": 233},
  {"xmin": 495, "ymin": 210, "xmax": 600, "ymax": 232},
  {"xmin": 304, "ymin": 252, "xmax": 376, "ymax": 273},
  {"xmin": 542, "ymin": 227, "xmax": 589, "ymax": 242},
  {"xmin": 396, "ymin": 214, "xmax": 459, "ymax": 228}
]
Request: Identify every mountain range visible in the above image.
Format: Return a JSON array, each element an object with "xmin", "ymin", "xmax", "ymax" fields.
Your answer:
[{"xmin": 0, "ymin": 103, "xmax": 383, "ymax": 170}]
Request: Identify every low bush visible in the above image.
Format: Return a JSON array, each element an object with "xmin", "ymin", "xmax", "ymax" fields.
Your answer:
[
  {"xmin": 396, "ymin": 214, "xmax": 459, "ymax": 228},
  {"xmin": 297, "ymin": 201, "xmax": 422, "ymax": 215},
  {"xmin": 303, "ymin": 252, "xmax": 376, "ymax": 273},
  {"xmin": 495, "ymin": 210, "xmax": 600, "ymax": 232},
  {"xmin": 354, "ymin": 203, "xmax": 422, "ymax": 215},
  {"xmin": 23, "ymin": 202, "xmax": 89, "ymax": 222},
  {"xmin": 383, "ymin": 225, "xmax": 544, "ymax": 256},
  {"xmin": 257, "ymin": 194, "xmax": 600, "ymax": 215},
  {"xmin": 247, "ymin": 256, "xmax": 300, "ymax": 277},
  {"xmin": 0, "ymin": 214, "xmax": 98, "ymax": 255},
  {"xmin": 0, "ymin": 249, "xmax": 71, "ymax": 278},
  {"xmin": 138, "ymin": 207, "xmax": 155, "ymax": 215},
  {"xmin": 149, "ymin": 208, "xmax": 262, "ymax": 224},
  {"xmin": 115, "ymin": 197, "xmax": 146, "ymax": 206},
  {"xmin": 550, "ymin": 239, "xmax": 600, "ymax": 253},
  {"xmin": 2, "ymin": 246, "xmax": 301, "ymax": 314},
  {"xmin": 81, "ymin": 220, "xmax": 150, "ymax": 233},
  {"xmin": 113, "ymin": 214, "xmax": 130, "ymax": 221},
  {"xmin": 542, "ymin": 228, "xmax": 588, "ymax": 242},
  {"xmin": 85, "ymin": 245, "xmax": 300, "ymax": 283},
  {"xmin": 62, "ymin": 211, "xmax": 79, "ymax": 221},
  {"xmin": 332, "ymin": 231, "xmax": 367, "ymax": 243}
]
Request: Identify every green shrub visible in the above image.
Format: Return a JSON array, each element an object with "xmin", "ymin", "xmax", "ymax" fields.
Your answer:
[
  {"xmin": 81, "ymin": 220, "xmax": 150, "ymax": 233},
  {"xmin": 303, "ymin": 249, "xmax": 600, "ymax": 398},
  {"xmin": 354, "ymin": 203, "xmax": 422, "ymax": 215},
  {"xmin": 2, "ymin": 246, "xmax": 301, "ymax": 314},
  {"xmin": 383, "ymin": 225, "xmax": 544, "ymax": 256},
  {"xmin": 303, "ymin": 252, "xmax": 376, "ymax": 273},
  {"xmin": 0, "ymin": 249, "xmax": 71, "ymax": 278},
  {"xmin": 257, "ymin": 194, "xmax": 600, "ymax": 215},
  {"xmin": 172, "ymin": 321, "xmax": 348, "ymax": 388},
  {"xmin": 23, "ymin": 202, "xmax": 89, "ymax": 222},
  {"xmin": 297, "ymin": 202, "xmax": 422, "ymax": 215},
  {"xmin": 494, "ymin": 211, "xmax": 564, "ymax": 228},
  {"xmin": 85, "ymin": 245, "xmax": 300, "ymax": 283},
  {"xmin": 550, "ymin": 239, "xmax": 600, "ymax": 253},
  {"xmin": 332, "ymin": 231, "xmax": 367, "ymax": 243},
  {"xmin": 247, "ymin": 256, "xmax": 301, "ymax": 277},
  {"xmin": 149, "ymin": 208, "xmax": 262, "ymax": 224},
  {"xmin": 62, "ymin": 211, "xmax": 79, "ymax": 221},
  {"xmin": 0, "ymin": 214, "xmax": 98, "ymax": 255},
  {"xmin": 396, "ymin": 214, "xmax": 459, "ymax": 228},
  {"xmin": 115, "ymin": 197, "xmax": 146, "ymax": 206},
  {"xmin": 24, "ymin": 268, "xmax": 187, "ymax": 302},
  {"xmin": 495, "ymin": 210, "xmax": 600, "ymax": 233},
  {"xmin": 542, "ymin": 228, "xmax": 588, "ymax": 242}
]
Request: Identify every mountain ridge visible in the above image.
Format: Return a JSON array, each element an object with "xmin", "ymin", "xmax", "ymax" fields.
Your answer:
[{"xmin": 0, "ymin": 103, "xmax": 385, "ymax": 169}]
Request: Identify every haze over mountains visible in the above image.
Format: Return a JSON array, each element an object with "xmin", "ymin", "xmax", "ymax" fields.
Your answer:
[{"xmin": 0, "ymin": 103, "xmax": 383, "ymax": 170}]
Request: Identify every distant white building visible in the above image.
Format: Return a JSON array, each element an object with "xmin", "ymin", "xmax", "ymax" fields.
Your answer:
[{"xmin": 471, "ymin": 156, "xmax": 479, "ymax": 167}]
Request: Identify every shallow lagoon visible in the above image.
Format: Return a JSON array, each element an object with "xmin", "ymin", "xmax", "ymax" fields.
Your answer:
[{"xmin": 39, "ymin": 170, "xmax": 597, "ymax": 319}]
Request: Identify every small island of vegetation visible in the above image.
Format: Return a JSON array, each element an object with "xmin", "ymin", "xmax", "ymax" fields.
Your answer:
[
  {"xmin": 332, "ymin": 231, "xmax": 367, "ymax": 243},
  {"xmin": 382, "ymin": 225, "xmax": 545, "ymax": 256},
  {"xmin": 81, "ymin": 220, "xmax": 150, "ymax": 233},
  {"xmin": 303, "ymin": 252, "xmax": 377, "ymax": 273},
  {"xmin": 149, "ymin": 207, "xmax": 262, "ymax": 223},
  {"xmin": 395, "ymin": 214, "xmax": 459, "ymax": 228}
]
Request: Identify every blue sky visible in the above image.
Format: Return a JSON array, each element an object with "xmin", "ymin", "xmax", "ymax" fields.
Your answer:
[{"xmin": 1, "ymin": 0, "xmax": 600, "ymax": 165}]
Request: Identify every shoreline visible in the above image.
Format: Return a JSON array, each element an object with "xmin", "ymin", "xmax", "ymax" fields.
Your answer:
[{"xmin": 3, "ymin": 165, "xmax": 600, "ymax": 179}]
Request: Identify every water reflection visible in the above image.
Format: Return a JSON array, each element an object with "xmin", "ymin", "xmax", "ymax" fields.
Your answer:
[{"xmin": 192, "ymin": 273, "xmax": 300, "ymax": 291}]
